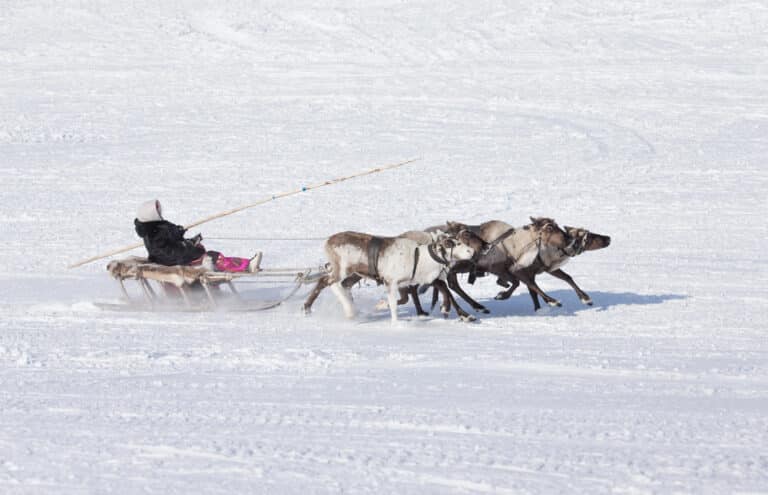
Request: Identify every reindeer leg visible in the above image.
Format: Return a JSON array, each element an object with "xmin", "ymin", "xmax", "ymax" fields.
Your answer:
[
  {"xmin": 430, "ymin": 283, "xmax": 448, "ymax": 315},
  {"xmin": 516, "ymin": 271, "xmax": 561, "ymax": 310},
  {"xmin": 548, "ymin": 269, "xmax": 592, "ymax": 305},
  {"xmin": 447, "ymin": 272, "xmax": 489, "ymax": 314},
  {"xmin": 406, "ymin": 285, "xmax": 429, "ymax": 317},
  {"xmin": 330, "ymin": 280, "xmax": 356, "ymax": 319},
  {"xmin": 447, "ymin": 288, "xmax": 476, "ymax": 323},
  {"xmin": 431, "ymin": 280, "xmax": 451, "ymax": 317},
  {"xmin": 303, "ymin": 274, "xmax": 331, "ymax": 314},
  {"xmin": 386, "ymin": 283, "xmax": 400, "ymax": 323},
  {"xmin": 342, "ymin": 274, "xmax": 362, "ymax": 289},
  {"xmin": 397, "ymin": 287, "xmax": 409, "ymax": 305},
  {"xmin": 375, "ymin": 279, "xmax": 414, "ymax": 314},
  {"xmin": 495, "ymin": 276, "xmax": 520, "ymax": 300},
  {"xmin": 528, "ymin": 286, "xmax": 542, "ymax": 311},
  {"xmin": 434, "ymin": 279, "xmax": 475, "ymax": 322},
  {"xmin": 379, "ymin": 285, "xmax": 413, "ymax": 313}
]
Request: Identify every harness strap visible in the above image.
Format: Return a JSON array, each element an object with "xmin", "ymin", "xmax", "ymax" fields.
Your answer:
[
  {"xmin": 427, "ymin": 243, "xmax": 448, "ymax": 265},
  {"xmin": 410, "ymin": 247, "xmax": 420, "ymax": 280},
  {"xmin": 484, "ymin": 227, "xmax": 516, "ymax": 254},
  {"xmin": 368, "ymin": 236, "xmax": 383, "ymax": 279}
]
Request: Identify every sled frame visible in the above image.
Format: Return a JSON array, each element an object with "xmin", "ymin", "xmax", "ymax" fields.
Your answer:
[{"xmin": 103, "ymin": 257, "xmax": 325, "ymax": 312}]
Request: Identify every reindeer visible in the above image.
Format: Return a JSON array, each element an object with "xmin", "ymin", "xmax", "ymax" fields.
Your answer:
[
  {"xmin": 302, "ymin": 230, "xmax": 477, "ymax": 323},
  {"xmin": 386, "ymin": 228, "xmax": 487, "ymax": 321},
  {"xmin": 493, "ymin": 226, "xmax": 611, "ymax": 310},
  {"xmin": 424, "ymin": 217, "xmax": 572, "ymax": 318}
]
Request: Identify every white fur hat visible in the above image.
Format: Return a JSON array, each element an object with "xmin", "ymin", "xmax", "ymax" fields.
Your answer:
[{"xmin": 136, "ymin": 199, "xmax": 163, "ymax": 222}]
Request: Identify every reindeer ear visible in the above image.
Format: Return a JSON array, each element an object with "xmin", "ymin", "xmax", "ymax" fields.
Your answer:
[{"xmin": 529, "ymin": 216, "xmax": 538, "ymax": 224}]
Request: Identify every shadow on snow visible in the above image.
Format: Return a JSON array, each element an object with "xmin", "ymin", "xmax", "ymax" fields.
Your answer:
[{"xmin": 470, "ymin": 290, "xmax": 688, "ymax": 318}]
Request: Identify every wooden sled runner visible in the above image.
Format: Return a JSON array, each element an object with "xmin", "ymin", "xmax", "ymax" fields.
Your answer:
[{"xmin": 98, "ymin": 256, "xmax": 326, "ymax": 312}]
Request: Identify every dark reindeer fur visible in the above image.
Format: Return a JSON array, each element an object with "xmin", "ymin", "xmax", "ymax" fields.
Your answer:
[
  {"xmin": 418, "ymin": 217, "xmax": 572, "ymax": 318},
  {"xmin": 494, "ymin": 226, "xmax": 611, "ymax": 310}
]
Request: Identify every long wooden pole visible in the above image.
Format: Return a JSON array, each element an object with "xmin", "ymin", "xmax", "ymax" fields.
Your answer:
[{"xmin": 67, "ymin": 157, "xmax": 421, "ymax": 269}]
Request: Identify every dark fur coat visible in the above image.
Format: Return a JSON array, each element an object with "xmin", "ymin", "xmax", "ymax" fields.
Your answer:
[{"xmin": 134, "ymin": 219, "xmax": 205, "ymax": 266}]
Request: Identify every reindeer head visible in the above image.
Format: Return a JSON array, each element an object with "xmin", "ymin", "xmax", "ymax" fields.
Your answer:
[
  {"xmin": 443, "ymin": 220, "xmax": 469, "ymax": 235},
  {"xmin": 433, "ymin": 232, "xmax": 476, "ymax": 263},
  {"xmin": 563, "ymin": 226, "xmax": 611, "ymax": 256},
  {"xmin": 456, "ymin": 228, "xmax": 488, "ymax": 256},
  {"xmin": 529, "ymin": 217, "xmax": 569, "ymax": 252},
  {"xmin": 440, "ymin": 222, "xmax": 488, "ymax": 261}
]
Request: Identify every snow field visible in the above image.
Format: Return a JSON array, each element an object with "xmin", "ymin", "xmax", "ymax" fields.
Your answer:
[{"xmin": 1, "ymin": 1, "xmax": 767, "ymax": 493}]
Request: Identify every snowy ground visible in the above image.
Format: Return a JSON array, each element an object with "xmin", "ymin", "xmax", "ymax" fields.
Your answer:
[{"xmin": 1, "ymin": 1, "xmax": 767, "ymax": 493}]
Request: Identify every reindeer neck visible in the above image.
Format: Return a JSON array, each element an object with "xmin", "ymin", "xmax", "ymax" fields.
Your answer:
[
  {"xmin": 507, "ymin": 227, "xmax": 537, "ymax": 250},
  {"xmin": 538, "ymin": 244, "xmax": 569, "ymax": 270},
  {"xmin": 503, "ymin": 228, "xmax": 542, "ymax": 269}
]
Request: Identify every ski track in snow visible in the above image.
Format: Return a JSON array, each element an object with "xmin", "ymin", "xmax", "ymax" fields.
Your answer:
[{"xmin": 1, "ymin": 1, "xmax": 767, "ymax": 493}]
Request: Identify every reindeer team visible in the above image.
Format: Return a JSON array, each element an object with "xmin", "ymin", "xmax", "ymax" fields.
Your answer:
[{"xmin": 303, "ymin": 217, "xmax": 610, "ymax": 323}]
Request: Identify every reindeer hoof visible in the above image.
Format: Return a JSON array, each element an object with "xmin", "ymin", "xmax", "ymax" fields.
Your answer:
[
  {"xmin": 582, "ymin": 298, "xmax": 593, "ymax": 306},
  {"xmin": 494, "ymin": 292, "xmax": 509, "ymax": 300},
  {"xmin": 460, "ymin": 314, "xmax": 477, "ymax": 323},
  {"xmin": 476, "ymin": 306, "xmax": 490, "ymax": 314},
  {"xmin": 302, "ymin": 305, "xmax": 312, "ymax": 315},
  {"xmin": 547, "ymin": 300, "xmax": 562, "ymax": 308}
]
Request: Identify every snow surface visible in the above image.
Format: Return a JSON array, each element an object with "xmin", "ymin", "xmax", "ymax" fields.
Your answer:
[{"xmin": 1, "ymin": 1, "xmax": 767, "ymax": 493}]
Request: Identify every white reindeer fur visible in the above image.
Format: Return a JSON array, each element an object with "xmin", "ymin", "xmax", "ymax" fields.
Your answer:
[{"xmin": 326, "ymin": 236, "xmax": 474, "ymax": 322}]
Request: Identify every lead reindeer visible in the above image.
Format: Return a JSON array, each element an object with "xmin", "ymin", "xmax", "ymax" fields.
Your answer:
[
  {"xmin": 493, "ymin": 226, "xmax": 611, "ymax": 310},
  {"xmin": 427, "ymin": 218, "xmax": 572, "ymax": 318},
  {"xmin": 303, "ymin": 230, "xmax": 477, "ymax": 323}
]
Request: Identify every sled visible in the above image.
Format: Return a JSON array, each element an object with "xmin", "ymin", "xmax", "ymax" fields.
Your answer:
[{"xmin": 98, "ymin": 256, "xmax": 326, "ymax": 312}]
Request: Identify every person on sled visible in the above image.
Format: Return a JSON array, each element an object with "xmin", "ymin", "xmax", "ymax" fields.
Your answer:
[{"xmin": 134, "ymin": 199, "xmax": 261, "ymax": 273}]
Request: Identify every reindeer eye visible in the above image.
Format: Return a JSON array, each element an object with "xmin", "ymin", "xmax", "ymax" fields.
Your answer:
[
  {"xmin": 546, "ymin": 225, "xmax": 553, "ymax": 232},
  {"xmin": 445, "ymin": 239, "xmax": 456, "ymax": 248}
]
